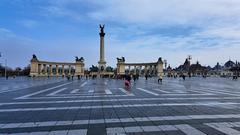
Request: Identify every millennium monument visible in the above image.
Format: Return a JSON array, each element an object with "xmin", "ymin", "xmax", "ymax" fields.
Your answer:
[
  {"xmin": 98, "ymin": 24, "xmax": 107, "ymax": 71},
  {"xmin": 29, "ymin": 24, "xmax": 164, "ymax": 77}
]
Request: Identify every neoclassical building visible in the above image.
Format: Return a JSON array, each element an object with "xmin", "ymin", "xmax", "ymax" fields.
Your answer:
[
  {"xmin": 30, "ymin": 55, "xmax": 84, "ymax": 77},
  {"xmin": 116, "ymin": 57, "xmax": 164, "ymax": 77}
]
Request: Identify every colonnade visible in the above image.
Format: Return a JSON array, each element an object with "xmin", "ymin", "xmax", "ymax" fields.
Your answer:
[
  {"xmin": 30, "ymin": 56, "xmax": 84, "ymax": 77},
  {"xmin": 124, "ymin": 64, "xmax": 158, "ymax": 76},
  {"xmin": 117, "ymin": 57, "xmax": 164, "ymax": 77}
]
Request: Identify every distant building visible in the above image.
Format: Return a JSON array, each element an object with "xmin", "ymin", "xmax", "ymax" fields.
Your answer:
[
  {"xmin": 189, "ymin": 61, "xmax": 207, "ymax": 76},
  {"xmin": 220, "ymin": 60, "xmax": 235, "ymax": 77},
  {"xmin": 208, "ymin": 62, "xmax": 222, "ymax": 76},
  {"xmin": 224, "ymin": 59, "xmax": 236, "ymax": 69},
  {"xmin": 163, "ymin": 57, "xmax": 239, "ymax": 78},
  {"xmin": 175, "ymin": 58, "xmax": 191, "ymax": 76}
]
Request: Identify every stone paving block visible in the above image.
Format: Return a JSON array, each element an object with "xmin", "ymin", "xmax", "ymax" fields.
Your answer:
[{"xmin": 125, "ymin": 126, "xmax": 143, "ymax": 133}]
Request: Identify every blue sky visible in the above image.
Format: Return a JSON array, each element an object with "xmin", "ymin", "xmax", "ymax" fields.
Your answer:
[{"xmin": 1, "ymin": 0, "xmax": 240, "ymax": 69}]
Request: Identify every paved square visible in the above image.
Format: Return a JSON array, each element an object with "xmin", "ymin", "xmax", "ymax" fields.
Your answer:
[{"xmin": 1, "ymin": 77, "xmax": 240, "ymax": 135}]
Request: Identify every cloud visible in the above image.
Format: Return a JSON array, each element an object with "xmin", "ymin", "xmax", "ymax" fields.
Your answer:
[
  {"xmin": 0, "ymin": 28, "xmax": 36, "ymax": 68},
  {"xmin": 19, "ymin": 20, "xmax": 38, "ymax": 28},
  {"xmin": 0, "ymin": 28, "xmax": 33, "ymax": 42},
  {"xmin": 2, "ymin": 0, "xmax": 240, "ymax": 68},
  {"xmin": 88, "ymin": 0, "xmax": 240, "ymax": 25}
]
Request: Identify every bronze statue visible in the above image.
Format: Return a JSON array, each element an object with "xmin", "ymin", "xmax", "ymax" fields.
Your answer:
[
  {"xmin": 75, "ymin": 56, "xmax": 79, "ymax": 61},
  {"xmin": 80, "ymin": 57, "xmax": 84, "ymax": 61},
  {"xmin": 75, "ymin": 56, "xmax": 84, "ymax": 62},
  {"xmin": 122, "ymin": 57, "xmax": 125, "ymax": 62},
  {"xmin": 158, "ymin": 57, "xmax": 163, "ymax": 62},
  {"xmin": 32, "ymin": 54, "xmax": 37, "ymax": 59},
  {"xmin": 117, "ymin": 57, "xmax": 121, "ymax": 62},
  {"xmin": 99, "ymin": 24, "xmax": 105, "ymax": 34},
  {"xmin": 116, "ymin": 57, "xmax": 125, "ymax": 62}
]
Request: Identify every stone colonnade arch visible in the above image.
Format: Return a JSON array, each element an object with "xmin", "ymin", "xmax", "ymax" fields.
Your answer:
[
  {"xmin": 30, "ymin": 55, "xmax": 84, "ymax": 77},
  {"xmin": 117, "ymin": 57, "xmax": 164, "ymax": 77}
]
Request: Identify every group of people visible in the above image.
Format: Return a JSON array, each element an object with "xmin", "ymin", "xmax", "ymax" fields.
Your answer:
[{"xmin": 124, "ymin": 74, "xmax": 163, "ymax": 89}]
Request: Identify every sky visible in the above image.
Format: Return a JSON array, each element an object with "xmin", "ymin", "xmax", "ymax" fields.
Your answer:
[{"xmin": 1, "ymin": 0, "xmax": 240, "ymax": 69}]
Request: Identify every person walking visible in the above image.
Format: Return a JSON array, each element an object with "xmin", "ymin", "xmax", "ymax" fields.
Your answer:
[
  {"xmin": 67, "ymin": 75, "xmax": 70, "ymax": 81},
  {"xmin": 133, "ymin": 74, "xmax": 136, "ymax": 82},
  {"xmin": 125, "ymin": 74, "xmax": 131, "ymax": 89},
  {"xmin": 182, "ymin": 74, "xmax": 186, "ymax": 80},
  {"xmin": 158, "ymin": 75, "xmax": 163, "ymax": 84},
  {"xmin": 145, "ymin": 74, "xmax": 148, "ymax": 80}
]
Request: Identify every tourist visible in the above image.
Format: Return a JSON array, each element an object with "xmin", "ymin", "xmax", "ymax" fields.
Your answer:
[
  {"xmin": 158, "ymin": 75, "xmax": 163, "ymax": 84},
  {"xmin": 145, "ymin": 74, "xmax": 148, "ymax": 80},
  {"xmin": 182, "ymin": 74, "xmax": 186, "ymax": 80},
  {"xmin": 233, "ymin": 75, "xmax": 238, "ymax": 80},
  {"xmin": 125, "ymin": 74, "xmax": 131, "ymax": 89},
  {"xmin": 133, "ymin": 74, "xmax": 136, "ymax": 82},
  {"xmin": 67, "ymin": 75, "xmax": 70, "ymax": 81}
]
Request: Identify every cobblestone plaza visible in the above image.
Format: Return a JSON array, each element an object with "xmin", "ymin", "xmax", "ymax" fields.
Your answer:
[{"xmin": 1, "ymin": 77, "xmax": 240, "ymax": 135}]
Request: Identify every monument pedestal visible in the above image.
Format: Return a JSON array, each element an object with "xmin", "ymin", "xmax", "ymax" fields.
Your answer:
[
  {"xmin": 98, "ymin": 61, "xmax": 106, "ymax": 72},
  {"xmin": 75, "ymin": 61, "xmax": 85, "ymax": 76}
]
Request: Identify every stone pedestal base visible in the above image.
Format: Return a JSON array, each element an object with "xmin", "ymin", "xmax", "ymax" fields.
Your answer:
[{"xmin": 98, "ymin": 61, "xmax": 106, "ymax": 71}]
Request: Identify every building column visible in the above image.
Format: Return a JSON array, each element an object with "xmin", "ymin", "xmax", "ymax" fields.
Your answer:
[
  {"xmin": 44, "ymin": 64, "xmax": 47, "ymax": 75},
  {"xmin": 62, "ymin": 65, "xmax": 65, "ymax": 76},
  {"xmin": 49, "ymin": 65, "xmax": 52, "ymax": 76},
  {"xmin": 69, "ymin": 65, "xmax": 71, "ymax": 75},
  {"xmin": 56, "ymin": 65, "xmax": 59, "ymax": 76},
  {"xmin": 155, "ymin": 65, "xmax": 157, "ymax": 75},
  {"xmin": 150, "ymin": 65, "xmax": 153, "ymax": 75},
  {"xmin": 134, "ymin": 66, "xmax": 137, "ymax": 75},
  {"xmin": 38, "ymin": 64, "xmax": 42, "ymax": 75},
  {"xmin": 144, "ymin": 65, "xmax": 148, "ymax": 75}
]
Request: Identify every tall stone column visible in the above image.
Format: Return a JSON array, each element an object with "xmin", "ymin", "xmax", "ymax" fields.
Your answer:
[{"xmin": 98, "ymin": 24, "xmax": 106, "ymax": 71}]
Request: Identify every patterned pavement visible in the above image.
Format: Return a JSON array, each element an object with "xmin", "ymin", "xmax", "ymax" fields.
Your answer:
[{"xmin": 1, "ymin": 77, "xmax": 240, "ymax": 135}]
